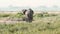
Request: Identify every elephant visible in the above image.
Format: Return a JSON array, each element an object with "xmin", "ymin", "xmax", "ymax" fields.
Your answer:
[{"xmin": 22, "ymin": 8, "xmax": 34, "ymax": 22}]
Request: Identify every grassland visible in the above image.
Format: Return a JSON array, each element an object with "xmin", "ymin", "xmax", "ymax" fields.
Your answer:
[{"xmin": 0, "ymin": 11, "xmax": 60, "ymax": 34}]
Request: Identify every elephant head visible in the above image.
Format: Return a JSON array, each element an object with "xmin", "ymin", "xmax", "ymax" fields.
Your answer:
[{"xmin": 22, "ymin": 8, "xmax": 34, "ymax": 22}]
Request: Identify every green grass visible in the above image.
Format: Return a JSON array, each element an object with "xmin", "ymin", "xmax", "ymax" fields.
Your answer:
[
  {"xmin": 0, "ymin": 20, "xmax": 60, "ymax": 34},
  {"xmin": 0, "ymin": 12, "xmax": 60, "ymax": 34}
]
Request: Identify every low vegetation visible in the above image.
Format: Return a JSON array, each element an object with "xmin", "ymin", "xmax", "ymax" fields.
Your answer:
[{"xmin": 0, "ymin": 12, "xmax": 59, "ymax": 34}]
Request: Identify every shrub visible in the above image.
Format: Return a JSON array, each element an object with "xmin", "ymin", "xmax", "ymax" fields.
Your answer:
[
  {"xmin": 34, "ymin": 12, "xmax": 57, "ymax": 18},
  {"xmin": 14, "ymin": 12, "xmax": 23, "ymax": 18},
  {"xmin": 34, "ymin": 13, "xmax": 43, "ymax": 17},
  {"xmin": 0, "ymin": 14, "xmax": 10, "ymax": 17}
]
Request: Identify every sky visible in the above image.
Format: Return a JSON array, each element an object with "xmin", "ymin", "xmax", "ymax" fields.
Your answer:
[{"xmin": 0, "ymin": 0, "xmax": 60, "ymax": 8}]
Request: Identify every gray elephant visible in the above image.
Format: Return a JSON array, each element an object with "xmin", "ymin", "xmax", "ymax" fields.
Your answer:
[{"xmin": 22, "ymin": 8, "xmax": 34, "ymax": 22}]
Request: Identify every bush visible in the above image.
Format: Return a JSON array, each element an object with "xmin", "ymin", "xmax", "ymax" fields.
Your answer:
[
  {"xmin": 34, "ymin": 12, "xmax": 57, "ymax": 18},
  {"xmin": 0, "ymin": 14, "xmax": 10, "ymax": 17},
  {"xmin": 34, "ymin": 13, "xmax": 43, "ymax": 17},
  {"xmin": 14, "ymin": 12, "xmax": 23, "ymax": 18},
  {"xmin": 50, "ymin": 14, "xmax": 57, "ymax": 16}
]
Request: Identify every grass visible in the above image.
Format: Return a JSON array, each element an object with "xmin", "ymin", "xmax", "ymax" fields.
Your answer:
[
  {"xmin": 0, "ymin": 21, "xmax": 60, "ymax": 34},
  {"xmin": 0, "ymin": 12, "xmax": 60, "ymax": 34}
]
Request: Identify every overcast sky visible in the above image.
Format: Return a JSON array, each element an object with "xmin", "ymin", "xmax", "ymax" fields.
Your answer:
[{"xmin": 0, "ymin": 0, "xmax": 60, "ymax": 8}]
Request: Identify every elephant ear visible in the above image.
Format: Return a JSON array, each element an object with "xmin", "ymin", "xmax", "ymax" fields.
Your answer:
[
  {"xmin": 22, "ymin": 9, "xmax": 27, "ymax": 15},
  {"xmin": 29, "ymin": 8, "xmax": 34, "ymax": 14}
]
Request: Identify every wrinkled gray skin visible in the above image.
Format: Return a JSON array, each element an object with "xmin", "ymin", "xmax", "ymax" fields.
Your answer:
[{"xmin": 22, "ymin": 8, "xmax": 34, "ymax": 22}]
